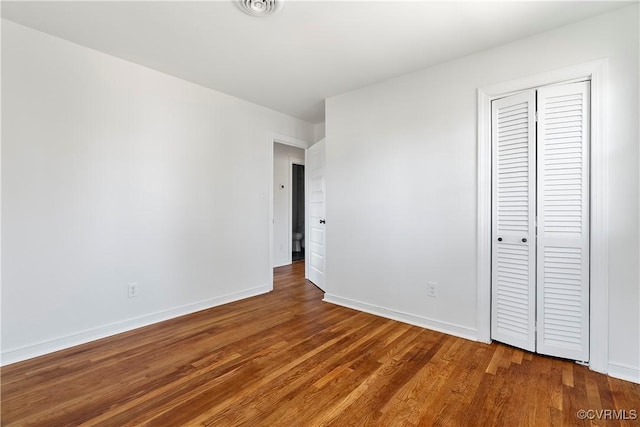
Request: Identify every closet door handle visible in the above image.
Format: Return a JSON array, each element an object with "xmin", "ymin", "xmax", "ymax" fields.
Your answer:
[
  {"xmin": 319, "ymin": 219, "xmax": 326, "ymax": 224},
  {"xmin": 497, "ymin": 237, "xmax": 502, "ymax": 242},
  {"xmin": 522, "ymin": 238, "xmax": 527, "ymax": 243}
]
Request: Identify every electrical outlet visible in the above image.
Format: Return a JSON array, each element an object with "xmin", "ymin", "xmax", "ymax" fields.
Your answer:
[
  {"xmin": 427, "ymin": 282, "xmax": 438, "ymax": 298},
  {"xmin": 128, "ymin": 282, "xmax": 138, "ymax": 298}
]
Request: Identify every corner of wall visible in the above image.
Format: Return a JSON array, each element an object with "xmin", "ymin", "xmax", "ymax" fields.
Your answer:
[{"xmin": 313, "ymin": 122, "xmax": 326, "ymax": 143}]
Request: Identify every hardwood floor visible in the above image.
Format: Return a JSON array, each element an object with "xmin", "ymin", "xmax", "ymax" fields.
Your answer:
[{"xmin": 2, "ymin": 261, "xmax": 639, "ymax": 426}]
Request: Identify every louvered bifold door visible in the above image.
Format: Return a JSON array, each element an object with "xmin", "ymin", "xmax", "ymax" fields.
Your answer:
[
  {"xmin": 491, "ymin": 90, "xmax": 537, "ymax": 352},
  {"xmin": 536, "ymin": 82, "xmax": 590, "ymax": 361}
]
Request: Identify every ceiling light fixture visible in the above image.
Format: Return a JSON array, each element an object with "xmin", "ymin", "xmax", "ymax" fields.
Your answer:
[{"xmin": 237, "ymin": 0, "xmax": 283, "ymax": 17}]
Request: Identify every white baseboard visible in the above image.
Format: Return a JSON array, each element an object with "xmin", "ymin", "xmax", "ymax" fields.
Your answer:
[
  {"xmin": 1, "ymin": 284, "xmax": 271, "ymax": 366},
  {"xmin": 323, "ymin": 294, "xmax": 478, "ymax": 342},
  {"xmin": 273, "ymin": 261, "xmax": 291, "ymax": 268},
  {"xmin": 608, "ymin": 361, "xmax": 640, "ymax": 384}
]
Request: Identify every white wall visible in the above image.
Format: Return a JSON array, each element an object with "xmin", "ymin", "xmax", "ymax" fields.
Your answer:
[
  {"xmin": 313, "ymin": 122, "xmax": 326, "ymax": 143},
  {"xmin": 273, "ymin": 143, "xmax": 305, "ymax": 267},
  {"xmin": 1, "ymin": 20, "xmax": 314, "ymax": 364},
  {"xmin": 325, "ymin": 5, "xmax": 639, "ymax": 381}
]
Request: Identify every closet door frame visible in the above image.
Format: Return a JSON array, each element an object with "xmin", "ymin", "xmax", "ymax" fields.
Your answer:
[{"xmin": 476, "ymin": 59, "xmax": 609, "ymax": 374}]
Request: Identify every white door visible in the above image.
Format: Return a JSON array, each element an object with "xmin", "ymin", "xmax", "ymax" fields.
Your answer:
[
  {"xmin": 491, "ymin": 82, "xmax": 590, "ymax": 361},
  {"xmin": 306, "ymin": 139, "xmax": 326, "ymax": 291},
  {"xmin": 491, "ymin": 90, "xmax": 537, "ymax": 352},
  {"xmin": 536, "ymin": 82, "xmax": 590, "ymax": 361}
]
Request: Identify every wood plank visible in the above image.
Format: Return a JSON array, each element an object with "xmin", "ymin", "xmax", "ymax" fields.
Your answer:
[{"xmin": 1, "ymin": 261, "xmax": 639, "ymax": 426}]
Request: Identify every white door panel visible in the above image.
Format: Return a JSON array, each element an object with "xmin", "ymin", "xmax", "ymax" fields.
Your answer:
[
  {"xmin": 491, "ymin": 90, "xmax": 537, "ymax": 352},
  {"xmin": 536, "ymin": 81, "xmax": 590, "ymax": 361},
  {"xmin": 307, "ymin": 139, "xmax": 326, "ymax": 291}
]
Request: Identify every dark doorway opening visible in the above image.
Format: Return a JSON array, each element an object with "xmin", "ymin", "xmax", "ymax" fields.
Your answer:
[{"xmin": 292, "ymin": 164, "xmax": 305, "ymax": 262}]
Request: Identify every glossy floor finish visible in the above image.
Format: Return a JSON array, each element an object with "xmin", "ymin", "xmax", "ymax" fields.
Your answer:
[{"xmin": 2, "ymin": 262, "xmax": 639, "ymax": 426}]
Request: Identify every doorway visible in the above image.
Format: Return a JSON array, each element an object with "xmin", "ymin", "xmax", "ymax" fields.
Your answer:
[
  {"xmin": 269, "ymin": 135, "xmax": 325, "ymax": 291},
  {"xmin": 271, "ymin": 139, "xmax": 307, "ymax": 269},
  {"xmin": 292, "ymin": 163, "xmax": 305, "ymax": 262}
]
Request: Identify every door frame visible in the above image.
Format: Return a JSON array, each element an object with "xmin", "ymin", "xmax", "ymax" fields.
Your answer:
[
  {"xmin": 476, "ymin": 59, "xmax": 608, "ymax": 373},
  {"xmin": 268, "ymin": 133, "xmax": 310, "ymax": 289}
]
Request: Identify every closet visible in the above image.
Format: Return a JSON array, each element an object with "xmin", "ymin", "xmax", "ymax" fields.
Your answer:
[{"xmin": 491, "ymin": 81, "xmax": 590, "ymax": 362}]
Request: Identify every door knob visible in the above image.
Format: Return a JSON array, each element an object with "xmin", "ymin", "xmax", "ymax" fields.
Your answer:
[
  {"xmin": 497, "ymin": 237, "xmax": 502, "ymax": 242},
  {"xmin": 522, "ymin": 238, "xmax": 527, "ymax": 243},
  {"xmin": 319, "ymin": 219, "xmax": 326, "ymax": 224}
]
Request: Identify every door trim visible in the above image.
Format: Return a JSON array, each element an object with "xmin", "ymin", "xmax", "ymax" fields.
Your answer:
[
  {"xmin": 268, "ymin": 133, "xmax": 310, "ymax": 289},
  {"xmin": 476, "ymin": 59, "xmax": 608, "ymax": 373}
]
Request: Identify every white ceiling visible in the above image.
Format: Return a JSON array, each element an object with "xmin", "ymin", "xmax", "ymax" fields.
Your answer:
[{"xmin": 1, "ymin": 0, "xmax": 630, "ymax": 124}]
